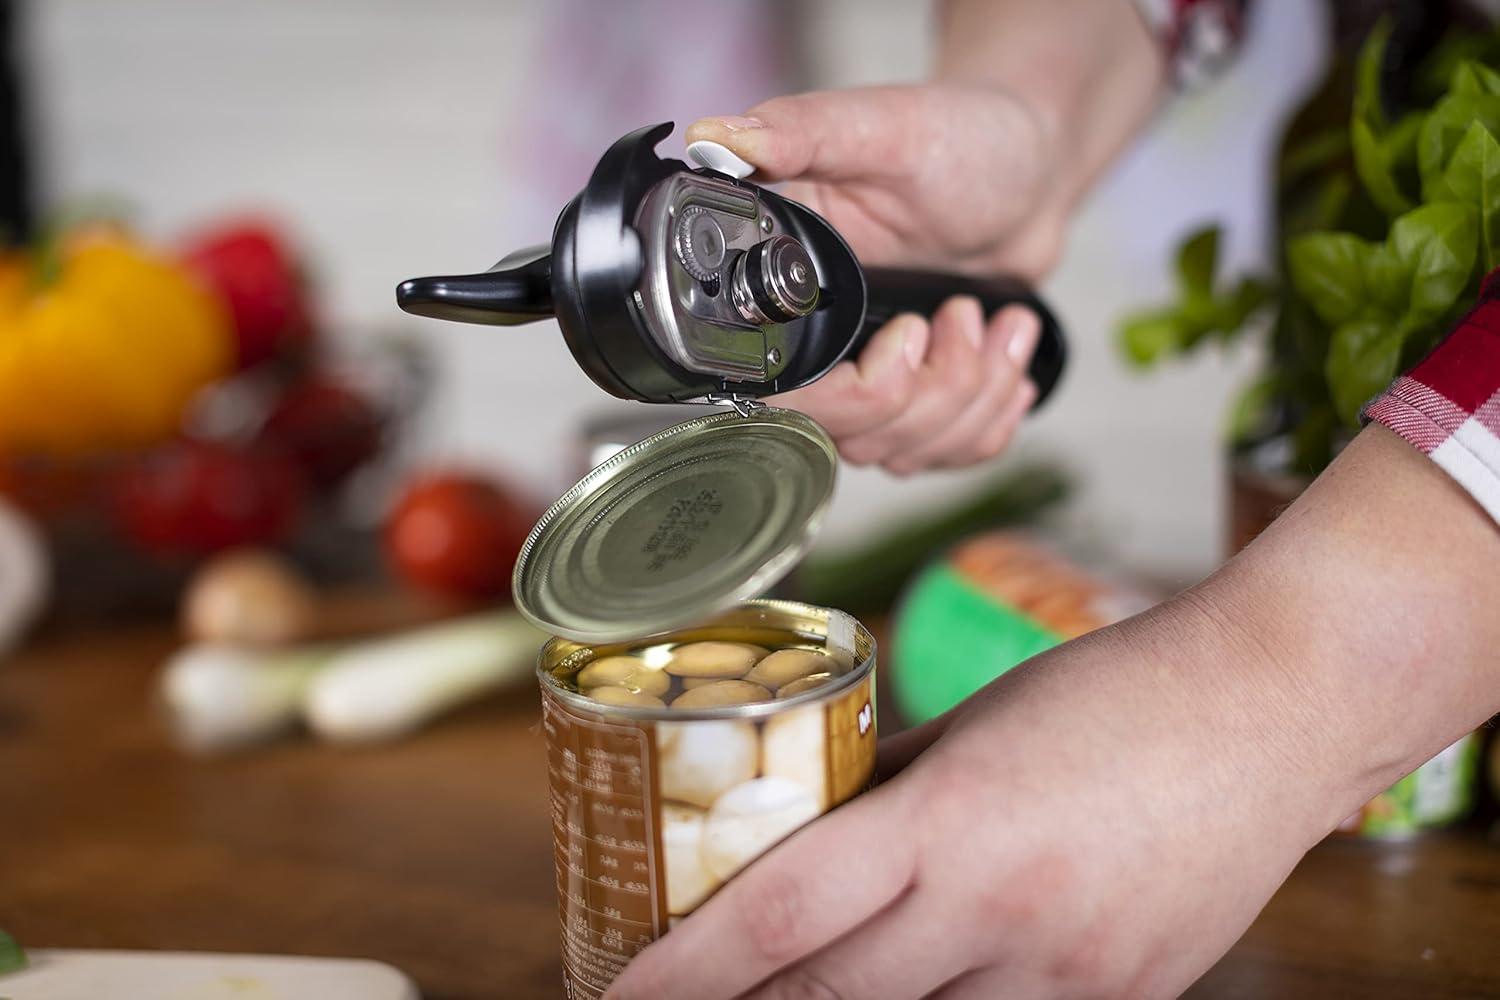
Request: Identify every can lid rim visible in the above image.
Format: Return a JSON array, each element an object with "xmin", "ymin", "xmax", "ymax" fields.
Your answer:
[{"xmin": 512, "ymin": 407, "xmax": 838, "ymax": 643}]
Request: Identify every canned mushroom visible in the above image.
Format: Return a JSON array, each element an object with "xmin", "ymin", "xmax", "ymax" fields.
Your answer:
[{"xmin": 538, "ymin": 600, "xmax": 877, "ymax": 999}]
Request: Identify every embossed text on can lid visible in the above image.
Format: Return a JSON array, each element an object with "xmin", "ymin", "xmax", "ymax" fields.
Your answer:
[{"xmin": 512, "ymin": 407, "xmax": 837, "ymax": 643}]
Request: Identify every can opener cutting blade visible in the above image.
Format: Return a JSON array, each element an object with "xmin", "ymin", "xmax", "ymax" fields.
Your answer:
[{"xmin": 396, "ymin": 122, "xmax": 1066, "ymax": 409}]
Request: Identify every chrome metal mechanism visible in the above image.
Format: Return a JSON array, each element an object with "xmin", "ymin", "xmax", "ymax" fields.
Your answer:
[
  {"xmin": 701, "ymin": 392, "xmax": 769, "ymax": 417},
  {"xmin": 634, "ymin": 172, "xmax": 818, "ymax": 384},
  {"xmin": 730, "ymin": 234, "xmax": 819, "ymax": 325},
  {"xmin": 673, "ymin": 205, "xmax": 727, "ymax": 282}
]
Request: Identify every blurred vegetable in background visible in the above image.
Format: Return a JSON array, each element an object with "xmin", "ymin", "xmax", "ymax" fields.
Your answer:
[
  {"xmin": 892, "ymin": 532, "xmax": 1154, "ymax": 723},
  {"xmin": 0, "ymin": 494, "xmax": 46, "ymax": 657},
  {"xmin": 0, "ymin": 227, "xmax": 230, "ymax": 457},
  {"xmin": 797, "ymin": 462, "xmax": 1070, "ymax": 615},
  {"xmin": 179, "ymin": 219, "xmax": 313, "ymax": 370},
  {"xmin": 160, "ymin": 603, "xmax": 545, "ymax": 752},
  {"xmin": 0, "ymin": 928, "xmax": 26, "ymax": 975},
  {"xmin": 181, "ymin": 548, "xmax": 316, "ymax": 646},
  {"xmin": 1120, "ymin": 20, "xmax": 1500, "ymax": 476},
  {"xmin": 384, "ymin": 472, "xmax": 535, "ymax": 603},
  {"xmin": 256, "ymin": 373, "xmax": 383, "ymax": 491},
  {"xmin": 112, "ymin": 439, "xmax": 304, "ymax": 557}
]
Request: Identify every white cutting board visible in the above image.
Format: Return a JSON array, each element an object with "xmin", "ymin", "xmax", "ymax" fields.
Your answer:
[{"xmin": 0, "ymin": 950, "xmax": 419, "ymax": 999}]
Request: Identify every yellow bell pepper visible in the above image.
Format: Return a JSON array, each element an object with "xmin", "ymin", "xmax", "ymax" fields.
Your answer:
[{"xmin": 0, "ymin": 231, "xmax": 231, "ymax": 457}]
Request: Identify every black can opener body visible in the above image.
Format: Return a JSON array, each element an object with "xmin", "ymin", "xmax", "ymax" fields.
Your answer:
[{"xmin": 397, "ymin": 122, "xmax": 1066, "ymax": 408}]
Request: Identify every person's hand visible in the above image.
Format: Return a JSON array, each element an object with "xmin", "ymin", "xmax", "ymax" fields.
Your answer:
[
  {"xmin": 685, "ymin": 84, "xmax": 1063, "ymax": 474},
  {"xmin": 605, "ymin": 582, "xmax": 1343, "ymax": 999}
]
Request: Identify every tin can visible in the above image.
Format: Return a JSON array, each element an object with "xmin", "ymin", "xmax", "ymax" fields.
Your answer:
[
  {"xmin": 1337, "ymin": 733, "xmax": 1481, "ymax": 839},
  {"xmin": 537, "ymin": 599, "xmax": 877, "ymax": 999}
]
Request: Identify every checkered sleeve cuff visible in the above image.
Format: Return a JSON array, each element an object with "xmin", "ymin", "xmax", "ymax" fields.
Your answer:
[{"xmin": 1365, "ymin": 281, "xmax": 1500, "ymax": 526}]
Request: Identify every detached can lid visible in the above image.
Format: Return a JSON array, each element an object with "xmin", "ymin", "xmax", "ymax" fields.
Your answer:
[{"xmin": 512, "ymin": 406, "xmax": 837, "ymax": 643}]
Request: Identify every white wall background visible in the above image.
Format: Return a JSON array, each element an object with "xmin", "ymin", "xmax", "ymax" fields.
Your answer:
[{"xmin": 25, "ymin": 0, "xmax": 1329, "ymax": 585}]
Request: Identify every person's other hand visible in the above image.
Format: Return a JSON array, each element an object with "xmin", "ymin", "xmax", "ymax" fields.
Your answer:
[
  {"xmin": 605, "ymin": 587, "xmax": 1333, "ymax": 999},
  {"xmin": 686, "ymin": 84, "xmax": 1061, "ymax": 474}
]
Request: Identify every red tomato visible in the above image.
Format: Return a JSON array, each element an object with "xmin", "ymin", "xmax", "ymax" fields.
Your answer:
[
  {"xmin": 113, "ymin": 440, "xmax": 304, "ymax": 556},
  {"xmin": 385, "ymin": 473, "xmax": 533, "ymax": 600},
  {"xmin": 258, "ymin": 376, "xmax": 383, "ymax": 491},
  {"xmin": 180, "ymin": 220, "xmax": 312, "ymax": 370}
]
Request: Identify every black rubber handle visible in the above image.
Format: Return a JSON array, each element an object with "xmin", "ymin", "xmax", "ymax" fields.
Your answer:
[
  {"xmin": 858, "ymin": 268, "xmax": 1067, "ymax": 409},
  {"xmin": 396, "ymin": 250, "xmax": 554, "ymax": 326}
]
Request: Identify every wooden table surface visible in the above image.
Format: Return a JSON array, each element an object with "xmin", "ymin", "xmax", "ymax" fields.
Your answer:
[{"xmin": 3, "ymin": 611, "xmax": 1499, "ymax": 999}]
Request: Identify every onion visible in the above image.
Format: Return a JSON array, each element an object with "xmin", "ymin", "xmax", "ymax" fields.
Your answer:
[
  {"xmin": 181, "ymin": 548, "xmax": 315, "ymax": 646},
  {"xmin": 303, "ymin": 611, "xmax": 544, "ymax": 743},
  {"xmin": 0, "ymin": 497, "xmax": 48, "ymax": 660},
  {"xmin": 160, "ymin": 644, "xmax": 328, "ymax": 752}
]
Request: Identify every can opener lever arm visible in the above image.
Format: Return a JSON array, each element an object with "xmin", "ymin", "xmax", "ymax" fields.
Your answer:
[{"xmin": 396, "ymin": 244, "xmax": 554, "ymax": 326}]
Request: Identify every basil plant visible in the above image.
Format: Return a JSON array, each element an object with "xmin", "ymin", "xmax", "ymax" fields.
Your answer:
[{"xmin": 1121, "ymin": 20, "xmax": 1500, "ymax": 476}]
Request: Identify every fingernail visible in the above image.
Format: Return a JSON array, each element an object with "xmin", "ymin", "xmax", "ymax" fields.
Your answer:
[
  {"xmin": 966, "ymin": 326, "xmax": 983, "ymax": 349},
  {"xmin": 937, "ymin": 295, "xmax": 984, "ymax": 350},
  {"xmin": 1005, "ymin": 312, "xmax": 1041, "ymax": 367},
  {"xmin": 902, "ymin": 318, "xmax": 928, "ymax": 370},
  {"xmin": 716, "ymin": 115, "xmax": 765, "ymax": 132}
]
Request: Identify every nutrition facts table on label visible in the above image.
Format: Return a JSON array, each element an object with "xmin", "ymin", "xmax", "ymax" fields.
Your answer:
[{"xmin": 543, "ymin": 698, "xmax": 662, "ymax": 998}]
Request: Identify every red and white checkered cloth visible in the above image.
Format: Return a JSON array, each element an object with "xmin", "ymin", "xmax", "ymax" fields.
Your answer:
[{"xmin": 1366, "ymin": 276, "xmax": 1500, "ymax": 525}]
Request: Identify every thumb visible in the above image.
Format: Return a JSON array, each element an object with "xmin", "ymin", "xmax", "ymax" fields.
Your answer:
[{"xmin": 686, "ymin": 86, "xmax": 923, "ymax": 183}]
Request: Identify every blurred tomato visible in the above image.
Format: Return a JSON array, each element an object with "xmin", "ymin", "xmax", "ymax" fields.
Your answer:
[
  {"xmin": 385, "ymin": 473, "xmax": 532, "ymax": 600},
  {"xmin": 113, "ymin": 440, "xmax": 304, "ymax": 556},
  {"xmin": 180, "ymin": 220, "xmax": 312, "ymax": 370},
  {"xmin": 258, "ymin": 376, "xmax": 383, "ymax": 491},
  {"xmin": 0, "ymin": 454, "xmax": 100, "ymax": 522}
]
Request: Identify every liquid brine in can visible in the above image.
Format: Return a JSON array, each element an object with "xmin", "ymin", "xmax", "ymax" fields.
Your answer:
[{"xmin": 537, "ymin": 600, "xmax": 877, "ymax": 999}]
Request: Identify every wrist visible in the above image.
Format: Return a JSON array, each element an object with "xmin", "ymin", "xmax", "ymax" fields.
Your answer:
[{"xmin": 1197, "ymin": 427, "xmax": 1500, "ymax": 835}]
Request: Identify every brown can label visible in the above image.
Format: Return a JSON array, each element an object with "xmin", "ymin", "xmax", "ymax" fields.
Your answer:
[{"xmin": 543, "ymin": 674, "xmax": 876, "ymax": 999}]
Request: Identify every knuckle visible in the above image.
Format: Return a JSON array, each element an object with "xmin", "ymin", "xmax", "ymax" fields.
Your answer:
[
  {"xmin": 882, "ymin": 458, "xmax": 918, "ymax": 478},
  {"xmin": 944, "ymin": 358, "xmax": 983, "ymax": 397},
  {"xmin": 975, "ymin": 438, "xmax": 1005, "ymax": 462},
  {"xmin": 1048, "ymin": 924, "xmax": 1115, "ymax": 990},
  {"xmin": 1012, "ymin": 222, "xmax": 1066, "ymax": 281},
  {"xmin": 739, "ymin": 872, "xmax": 813, "ymax": 965},
  {"xmin": 860, "ymin": 373, "xmax": 913, "ymax": 421},
  {"xmin": 970, "ymin": 849, "xmax": 1082, "ymax": 942},
  {"xmin": 988, "ymin": 356, "xmax": 1023, "ymax": 394},
  {"xmin": 976, "ymin": 426, "xmax": 1014, "ymax": 460},
  {"xmin": 839, "ymin": 438, "xmax": 886, "ymax": 467},
  {"xmin": 758, "ymin": 968, "xmax": 847, "ymax": 1000}
]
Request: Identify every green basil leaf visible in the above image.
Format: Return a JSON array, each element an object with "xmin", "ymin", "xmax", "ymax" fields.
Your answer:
[
  {"xmin": 1418, "ymin": 93, "xmax": 1500, "ymax": 199},
  {"xmin": 1475, "ymin": 62, "xmax": 1500, "ymax": 95},
  {"xmin": 1291, "ymin": 405, "xmax": 1339, "ymax": 477},
  {"xmin": 1383, "ymin": 112, "xmax": 1423, "ymax": 168},
  {"xmin": 1325, "ymin": 318, "xmax": 1404, "ymax": 426},
  {"xmin": 1287, "ymin": 232, "xmax": 1374, "ymax": 326},
  {"xmin": 0, "ymin": 929, "xmax": 26, "ymax": 975},
  {"xmin": 1353, "ymin": 115, "xmax": 1414, "ymax": 215},
  {"xmin": 1279, "ymin": 127, "xmax": 1351, "ymax": 182},
  {"xmin": 1387, "ymin": 202, "xmax": 1478, "ymax": 324},
  {"xmin": 1363, "ymin": 244, "xmax": 1407, "ymax": 315},
  {"xmin": 1438, "ymin": 119, "xmax": 1500, "ymax": 271},
  {"xmin": 1450, "ymin": 59, "xmax": 1500, "ymax": 96},
  {"xmin": 1213, "ymin": 277, "xmax": 1275, "ymax": 336},
  {"xmin": 1176, "ymin": 226, "xmax": 1219, "ymax": 298},
  {"xmin": 1225, "ymin": 373, "xmax": 1281, "ymax": 444},
  {"xmin": 1419, "ymin": 30, "xmax": 1500, "ymax": 99},
  {"xmin": 1355, "ymin": 16, "xmax": 1393, "ymax": 131},
  {"xmin": 1119, "ymin": 308, "xmax": 1187, "ymax": 367}
]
